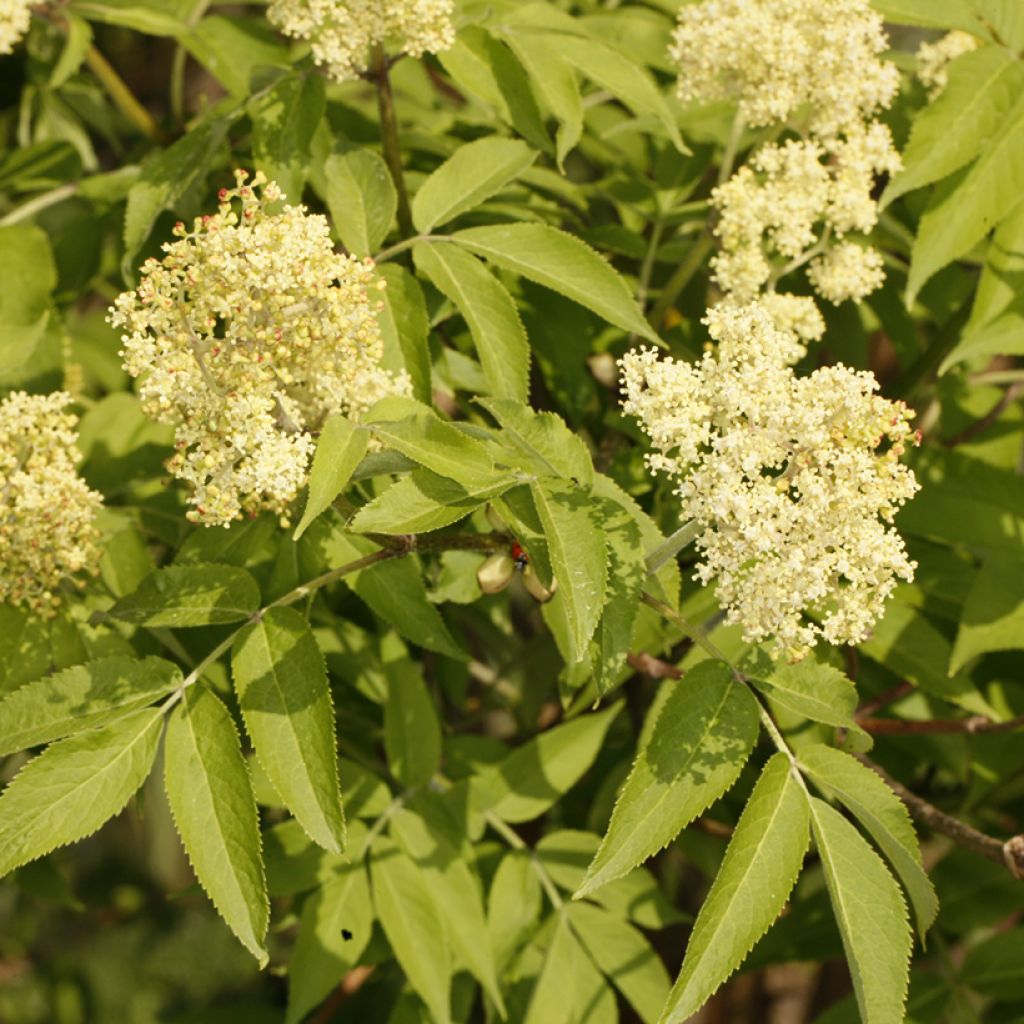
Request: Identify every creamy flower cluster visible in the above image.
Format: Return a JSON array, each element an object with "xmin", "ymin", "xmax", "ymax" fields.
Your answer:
[
  {"xmin": 621, "ymin": 304, "xmax": 919, "ymax": 659},
  {"xmin": 0, "ymin": 0, "xmax": 31, "ymax": 55},
  {"xmin": 673, "ymin": 0, "xmax": 901, "ymax": 325},
  {"xmin": 110, "ymin": 171, "xmax": 409, "ymax": 527},
  {"xmin": 268, "ymin": 0, "xmax": 454, "ymax": 82},
  {"xmin": 1, "ymin": 391, "xmax": 102, "ymax": 615},
  {"xmin": 916, "ymin": 31, "xmax": 981, "ymax": 99}
]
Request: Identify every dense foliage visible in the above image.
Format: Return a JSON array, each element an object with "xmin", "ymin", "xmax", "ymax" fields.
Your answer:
[{"xmin": 1, "ymin": 1, "xmax": 1024, "ymax": 1022}]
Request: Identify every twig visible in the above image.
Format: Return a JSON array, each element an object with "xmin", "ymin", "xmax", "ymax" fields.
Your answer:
[
  {"xmin": 626, "ymin": 651, "xmax": 682, "ymax": 680},
  {"xmin": 855, "ymin": 680, "xmax": 915, "ymax": 718},
  {"xmin": 942, "ymin": 381, "xmax": 1024, "ymax": 447},
  {"xmin": 309, "ymin": 966, "xmax": 376, "ymax": 1024},
  {"xmin": 856, "ymin": 755, "xmax": 1024, "ymax": 880},
  {"xmin": 856, "ymin": 714, "xmax": 1024, "ymax": 736},
  {"xmin": 370, "ymin": 44, "xmax": 413, "ymax": 238}
]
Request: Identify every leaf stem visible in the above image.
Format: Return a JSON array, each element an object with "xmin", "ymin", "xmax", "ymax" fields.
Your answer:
[
  {"xmin": 646, "ymin": 231, "xmax": 714, "ymax": 331},
  {"xmin": 371, "ymin": 44, "xmax": 413, "ymax": 239},
  {"xmin": 84, "ymin": 45, "xmax": 168, "ymax": 143},
  {"xmin": 484, "ymin": 811, "xmax": 564, "ymax": 909}
]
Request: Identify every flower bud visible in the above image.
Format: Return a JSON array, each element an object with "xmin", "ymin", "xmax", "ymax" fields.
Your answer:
[
  {"xmin": 477, "ymin": 553, "xmax": 516, "ymax": 595},
  {"xmin": 522, "ymin": 562, "xmax": 558, "ymax": 604}
]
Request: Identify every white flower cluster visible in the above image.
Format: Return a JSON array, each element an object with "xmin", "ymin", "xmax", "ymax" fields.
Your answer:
[
  {"xmin": 268, "ymin": 0, "xmax": 454, "ymax": 82},
  {"xmin": 916, "ymin": 31, "xmax": 980, "ymax": 99},
  {"xmin": 673, "ymin": 0, "xmax": 901, "ymax": 325},
  {"xmin": 0, "ymin": 391, "xmax": 102, "ymax": 615},
  {"xmin": 110, "ymin": 171, "xmax": 409, "ymax": 527},
  {"xmin": 0, "ymin": 0, "xmax": 32, "ymax": 55},
  {"xmin": 621, "ymin": 304, "xmax": 919, "ymax": 659}
]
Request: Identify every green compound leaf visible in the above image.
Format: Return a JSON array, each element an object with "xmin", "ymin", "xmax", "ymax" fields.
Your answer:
[
  {"xmin": 323, "ymin": 147, "xmax": 396, "ymax": 257},
  {"xmin": 414, "ymin": 242, "xmax": 530, "ymax": 403},
  {"xmin": 577, "ymin": 662, "xmax": 759, "ymax": 898},
  {"xmin": 530, "ymin": 480, "xmax": 609, "ymax": 663},
  {"xmin": 0, "ymin": 656, "xmax": 180, "ymax": 756},
  {"xmin": 232, "ymin": 607, "xmax": 346, "ymax": 853},
  {"xmin": 659, "ymin": 755, "xmax": 809, "ymax": 1024},
  {"xmin": 810, "ymin": 797, "xmax": 912, "ymax": 1024},
  {"xmin": 286, "ymin": 862, "xmax": 373, "ymax": 1024},
  {"xmin": 799, "ymin": 744, "xmax": 938, "ymax": 937},
  {"xmin": 472, "ymin": 703, "xmax": 621, "ymax": 824},
  {"xmin": 108, "ymin": 563, "xmax": 260, "ymax": 628},
  {"xmin": 412, "ymin": 136, "xmax": 537, "ymax": 233},
  {"xmin": 742, "ymin": 650, "xmax": 859, "ymax": 729},
  {"xmin": 451, "ymin": 223, "xmax": 659, "ymax": 342},
  {"xmin": 293, "ymin": 414, "xmax": 369, "ymax": 541},
  {"xmin": 164, "ymin": 686, "xmax": 269, "ymax": 964},
  {"xmin": 0, "ymin": 707, "xmax": 163, "ymax": 878},
  {"xmin": 371, "ymin": 837, "xmax": 452, "ymax": 1024}
]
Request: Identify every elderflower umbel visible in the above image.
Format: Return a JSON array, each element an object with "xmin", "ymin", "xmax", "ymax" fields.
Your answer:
[
  {"xmin": 268, "ymin": 0, "xmax": 454, "ymax": 82},
  {"xmin": 0, "ymin": 0, "xmax": 32, "ymax": 54},
  {"xmin": 916, "ymin": 30, "xmax": 981, "ymax": 99},
  {"xmin": 0, "ymin": 391, "xmax": 102, "ymax": 615},
  {"xmin": 110, "ymin": 171, "xmax": 410, "ymax": 527},
  {"xmin": 620, "ymin": 303, "xmax": 919, "ymax": 659},
  {"xmin": 669, "ymin": 0, "xmax": 899, "ymax": 140}
]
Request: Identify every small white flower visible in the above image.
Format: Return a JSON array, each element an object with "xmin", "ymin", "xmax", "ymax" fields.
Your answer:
[
  {"xmin": 916, "ymin": 30, "xmax": 980, "ymax": 99},
  {"xmin": 0, "ymin": 0, "xmax": 32, "ymax": 55}
]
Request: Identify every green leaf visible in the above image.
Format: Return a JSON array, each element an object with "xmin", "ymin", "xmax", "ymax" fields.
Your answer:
[
  {"xmin": 71, "ymin": 1, "xmax": 187, "ymax": 36},
  {"xmin": 472, "ymin": 703, "xmax": 621, "ymax": 823},
  {"xmin": 477, "ymin": 398, "xmax": 593, "ymax": 487},
  {"xmin": 0, "ymin": 224, "xmax": 57, "ymax": 324},
  {"xmin": 414, "ymin": 242, "xmax": 530, "ymax": 402},
  {"xmin": 568, "ymin": 902, "xmax": 671, "ymax": 1024},
  {"xmin": 960, "ymin": 930, "xmax": 1024, "ymax": 1000},
  {"xmin": 371, "ymin": 408, "xmax": 496, "ymax": 487},
  {"xmin": 578, "ymin": 662, "xmax": 759, "ymax": 898},
  {"xmin": 323, "ymin": 147, "xmax": 397, "ymax": 257},
  {"xmin": 164, "ymin": 686, "xmax": 268, "ymax": 963},
  {"xmin": 530, "ymin": 481, "xmax": 608, "ymax": 663},
  {"xmin": 799, "ymin": 745, "xmax": 938, "ymax": 937},
  {"xmin": 384, "ymin": 649, "xmax": 441, "ymax": 789},
  {"xmin": 250, "ymin": 72, "xmax": 324, "ymax": 205},
  {"xmin": 950, "ymin": 552, "xmax": 1024, "ymax": 672},
  {"xmin": 412, "ymin": 137, "xmax": 537, "ymax": 233},
  {"xmin": 810, "ymin": 797, "xmax": 912, "ymax": 1024},
  {"xmin": 870, "ymin": 0, "xmax": 995, "ymax": 33},
  {"xmin": 742, "ymin": 651, "xmax": 859, "ymax": 729},
  {"xmin": 231, "ymin": 607, "xmax": 346, "ymax": 853},
  {"xmin": 391, "ymin": 800, "xmax": 506, "ymax": 1015},
  {"xmin": 0, "ymin": 707, "xmax": 163, "ymax": 878},
  {"xmin": 883, "ymin": 47, "xmax": 1024, "ymax": 207},
  {"xmin": 350, "ymin": 469, "xmax": 516, "ymax": 535},
  {"xmin": 293, "ymin": 415, "xmax": 369, "ymax": 540},
  {"xmin": 286, "ymin": 863, "xmax": 373, "ymax": 1024},
  {"xmin": 659, "ymin": 756, "xmax": 809, "ymax": 1023},
  {"xmin": 907, "ymin": 90, "xmax": 1024, "ymax": 303},
  {"xmin": 488, "ymin": 850, "xmax": 543, "ymax": 975},
  {"xmin": 377, "ymin": 263, "xmax": 431, "ymax": 402},
  {"xmin": 0, "ymin": 656, "xmax": 181, "ymax": 756},
  {"xmin": 451, "ymin": 224, "xmax": 659, "ymax": 342},
  {"xmin": 371, "ymin": 837, "xmax": 452, "ymax": 1024},
  {"xmin": 108, "ymin": 563, "xmax": 260, "ymax": 627}
]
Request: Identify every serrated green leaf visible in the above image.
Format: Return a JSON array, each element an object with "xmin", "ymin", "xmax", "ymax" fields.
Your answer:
[
  {"xmin": 451, "ymin": 224, "xmax": 659, "ymax": 342},
  {"xmin": 164, "ymin": 686, "xmax": 268, "ymax": 963},
  {"xmin": 384, "ymin": 647, "xmax": 441, "ymax": 789},
  {"xmin": 294, "ymin": 415, "xmax": 369, "ymax": 540},
  {"xmin": 883, "ymin": 47, "xmax": 1024, "ymax": 207},
  {"xmin": 371, "ymin": 409, "xmax": 496, "ymax": 487},
  {"xmin": 286, "ymin": 863, "xmax": 373, "ymax": 1024},
  {"xmin": 530, "ymin": 481, "xmax": 608, "ymax": 663},
  {"xmin": 742, "ymin": 651, "xmax": 859, "ymax": 729},
  {"xmin": 0, "ymin": 707, "xmax": 163, "ymax": 878},
  {"xmin": 231, "ymin": 607, "xmax": 345, "ymax": 853},
  {"xmin": 799, "ymin": 745, "xmax": 938, "ymax": 937},
  {"xmin": 568, "ymin": 902, "xmax": 671, "ymax": 1024},
  {"xmin": 377, "ymin": 263, "xmax": 431, "ymax": 401},
  {"xmin": 907, "ymin": 91, "xmax": 1024, "ymax": 303},
  {"xmin": 392, "ymin": 799, "xmax": 506, "ymax": 1016},
  {"xmin": 477, "ymin": 398, "xmax": 593, "ymax": 487},
  {"xmin": 659, "ymin": 755, "xmax": 809, "ymax": 1023},
  {"xmin": 578, "ymin": 662, "xmax": 759, "ymax": 898},
  {"xmin": 0, "ymin": 656, "xmax": 181, "ymax": 756},
  {"xmin": 323, "ymin": 147, "xmax": 396, "ymax": 257},
  {"xmin": 472, "ymin": 703, "xmax": 621, "ymax": 823},
  {"xmin": 412, "ymin": 137, "xmax": 537, "ymax": 232},
  {"xmin": 810, "ymin": 797, "xmax": 912, "ymax": 1024},
  {"xmin": 950, "ymin": 552, "xmax": 1024, "ymax": 673},
  {"xmin": 351, "ymin": 468, "xmax": 516, "ymax": 535},
  {"xmin": 371, "ymin": 837, "xmax": 452, "ymax": 1024},
  {"xmin": 414, "ymin": 242, "xmax": 530, "ymax": 402},
  {"xmin": 108, "ymin": 563, "xmax": 260, "ymax": 628}
]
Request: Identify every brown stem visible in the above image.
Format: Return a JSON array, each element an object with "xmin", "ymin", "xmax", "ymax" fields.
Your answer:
[
  {"xmin": 370, "ymin": 44, "xmax": 413, "ymax": 238},
  {"xmin": 627, "ymin": 651, "xmax": 682, "ymax": 680},
  {"xmin": 309, "ymin": 965, "xmax": 376, "ymax": 1024},
  {"xmin": 856, "ymin": 755, "xmax": 1024, "ymax": 880},
  {"xmin": 857, "ymin": 714, "xmax": 1024, "ymax": 736},
  {"xmin": 943, "ymin": 381, "xmax": 1024, "ymax": 447},
  {"xmin": 855, "ymin": 680, "xmax": 915, "ymax": 717}
]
